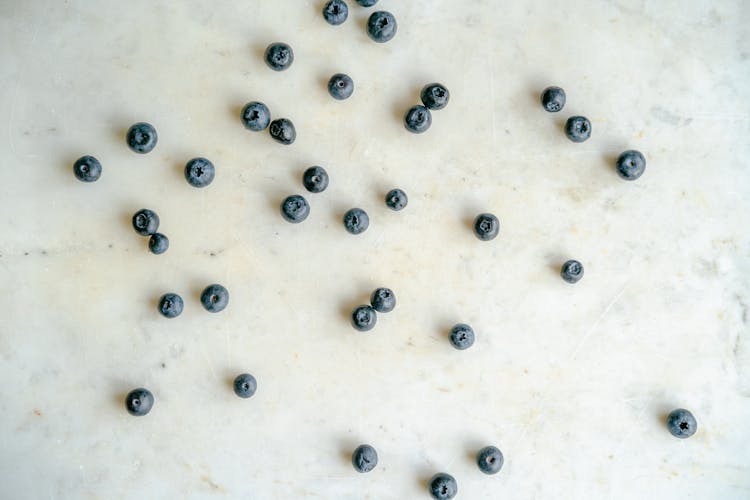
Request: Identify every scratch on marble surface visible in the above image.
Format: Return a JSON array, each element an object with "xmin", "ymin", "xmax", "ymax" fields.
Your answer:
[{"xmin": 568, "ymin": 280, "xmax": 630, "ymax": 362}]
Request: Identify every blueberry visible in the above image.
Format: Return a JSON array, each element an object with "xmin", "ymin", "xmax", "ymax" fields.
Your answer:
[
  {"xmin": 343, "ymin": 208, "xmax": 369, "ymax": 234},
  {"xmin": 184, "ymin": 157, "xmax": 215, "ymax": 188},
  {"xmin": 404, "ymin": 105, "xmax": 432, "ymax": 134},
  {"xmin": 352, "ymin": 305, "xmax": 377, "ymax": 332},
  {"xmin": 158, "ymin": 293, "xmax": 184, "ymax": 318},
  {"xmin": 385, "ymin": 188, "xmax": 408, "ymax": 211},
  {"xmin": 560, "ymin": 259, "xmax": 584, "ymax": 284},
  {"xmin": 328, "ymin": 73, "xmax": 354, "ymax": 100},
  {"xmin": 281, "ymin": 195, "xmax": 310, "ymax": 223},
  {"xmin": 241, "ymin": 102, "xmax": 271, "ymax": 131},
  {"xmin": 303, "ymin": 166, "xmax": 329, "ymax": 193},
  {"xmin": 564, "ymin": 116, "xmax": 591, "ymax": 143},
  {"xmin": 420, "ymin": 83, "xmax": 450, "ymax": 111},
  {"xmin": 200, "ymin": 284, "xmax": 229, "ymax": 313},
  {"xmin": 449, "ymin": 323, "xmax": 475, "ymax": 350},
  {"xmin": 351, "ymin": 444, "xmax": 378, "ymax": 473},
  {"xmin": 73, "ymin": 155, "xmax": 102, "ymax": 182},
  {"xmin": 541, "ymin": 86, "xmax": 566, "ymax": 112},
  {"xmin": 616, "ymin": 150, "xmax": 646, "ymax": 181},
  {"xmin": 429, "ymin": 473, "xmax": 457, "ymax": 500},
  {"xmin": 132, "ymin": 209, "xmax": 160, "ymax": 236},
  {"xmin": 667, "ymin": 408, "xmax": 697, "ymax": 439},
  {"xmin": 476, "ymin": 446, "xmax": 504, "ymax": 475},
  {"xmin": 264, "ymin": 42, "xmax": 294, "ymax": 71},
  {"xmin": 233, "ymin": 373, "xmax": 257, "ymax": 399},
  {"xmin": 148, "ymin": 233, "xmax": 169, "ymax": 255},
  {"xmin": 126, "ymin": 122, "xmax": 158, "ymax": 154},
  {"xmin": 323, "ymin": 0, "xmax": 348, "ymax": 25},
  {"xmin": 355, "ymin": 0, "xmax": 378, "ymax": 6},
  {"xmin": 367, "ymin": 11, "xmax": 397, "ymax": 43},
  {"xmin": 125, "ymin": 388, "xmax": 154, "ymax": 416},
  {"xmin": 370, "ymin": 287, "xmax": 395, "ymax": 313},
  {"xmin": 269, "ymin": 118, "xmax": 296, "ymax": 145},
  {"xmin": 473, "ymin": 213, "xmax": 499, "ymax": 241}
]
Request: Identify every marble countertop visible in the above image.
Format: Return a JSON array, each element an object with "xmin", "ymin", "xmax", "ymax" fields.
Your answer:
[{"xmin": 1, "ymin": 1, "xmax": 749, "ymax": 498}]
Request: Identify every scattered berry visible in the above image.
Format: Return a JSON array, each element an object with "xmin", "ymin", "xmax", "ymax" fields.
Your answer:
[
  {"xmin": 343, "ymin": 208, "xmax": 369, "ymax": 234},
  {"xmin": 132, "ymin": 209, "xmax": 160, "ymax": 236},
  {"xmin": 303, "ymin": 166, "xmax": 329, "ymax": 193},
  {"xmin": 233, "ymin": 373, "xmax": 257, "ymax": 399},
  {"xmin": 404, "ymin": 105, "xmax": 432, "ymax": 134},
  {"xmin": 352, "ymin": 444, "xmax": 378, "ymax": 473},
  {"xmin": 73, "ymin": 155, "xmax": 102, "ymax": 182},
  {"xmin": 541, "ymin": 86, "xmax": 566, "ymax": 112},
  {"xmin": 264, "ymin": 42, "xmax": 294, "ymax": 71},
  {"xmin": 473, "ymin": 213, "xmax": 499, "ymax": 241},
  {"xmin": 385, "ymin": 188, "xmax": 408, "ymax": 211},
  {"xmin": 241, "ymin": 102, "xmax": 271, "ymax": 131},
  {"xmin": 560, "ymin": 260, "xmax": 584, "ymax": 284},
  {"xmin": 370, "ymin": 287, "xmax": 395, "ymax": 313},
  {"xmin": 158, "ymin": 293, "xmax": 184, "ymax": 318},
  {"xmin": 281, "ymin": 195, "xmax": 310, "ymax": 223},
  {"xmin": 420, "ymin": 83, "xmax": 450, "ymax": 111},
  {"xmin": 200, "ymin": 284, "xmax": 229, "ymax": 313},
  {"xmin": 269, "ymin": 118, "xmax": 296, "ymax": 145},
  {"xmin": 184, "ymin": 157, "xmax": 215, "ymax": 188},
  {"xmin": 328, "ymin": 73, "xmax": 355, "ymax": 100},
  {"xmin": 429, "ymin": 473, "xmax": 457, "ymax": 500},
  {"xmin": 667, "ymin": 408, "xmax": 697, "ymax": 439},
  {"xmin": 148, "ymin": 233, "xmax": 169, "ymax": 255},
  {"xmin": 367, "ymin": 11, "xmax": 397, "ymax": 43},
  {"xmin": 476, "ymin": 446, "xmax": 504, "ymax": 474},
  {"xmin": 352, "ymin": 305, "xmax": 377, "ymax": 331},
  {"xmin": 323, "ymin": 0, "xmax": 348, "ymax": 25},
  {"xmin": 564, "ymin": 116, "xmax": 591, "ymax": 142},
  {"xmin": 125, "ymin": 388, "xmax": 154, "ymax": 416},
  {"xmin": 126, "ymin": 122, "xmax": 158, "ymax": 154},
  {"xmin": 616, "ymin": 150, "xmax": 646, "ymax": 181},
  {"xmin": 449, "ymin": 323, "xmax": 475, "ymax": 350}
]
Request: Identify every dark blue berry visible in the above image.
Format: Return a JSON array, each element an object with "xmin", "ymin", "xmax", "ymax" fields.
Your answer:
[
  {"xmin": 328, "ymin": 73, "xmax": 354, "ymax": 100},
  {"xmin": 158, "ymin": 293, "xmax": 184, "ymax": 318},
  {"xmin": 420, "ymin": 83, "xmax": 450, "ymax": 111},
  {"xmin": 281, "ymin": 195, "xmax": 310, "ymax": 223},
  {"xmin": 352, "ymin": 305, "xmax": 377, "ymax": 331},
  {"xmin": 616, "ymin": 150, "xmax": 646, "ymax": 181},
  {"xmin": 148, "ymin": 233, "xmax": 169, "ymax": 255},
  {"xmin": 241, "ymin": 102, "xmax": 271, "ymax": 131},
  {"xmin": 201, "ymin": 284, "xmax": 229, "ymax": 313},
  {"xmin": 404, "ymin": 105, "xmax": 432, "ymax": 134},
  {"xmin": 126, "ymin": 122, "xmax": 158, "ymax": 154},
  {"xmin": 667, "ymin": 408, "xmax": 697, "ymax": 439},
  {"xmin": 473, "ymin": 213, "xmax": 499, "ymax": 241},
  {"xmin": 429, "ymin": 473, "xmax": 457, "ymax": 500},
  {"xmin": 385, "ymin": 188, "xmax": 408, "ymax": 211},
  {"xmin": 73, "ymin": 155, "xmax": 102, "ymax": 182},
  {"xmin": 343, "ymin": 208, "xmax": 369, "ymax": 234},
  {"xmin": 351, "ymin": 444, "xmax": 378, "ymax": 473},
  {"xmin": 132, "ymin": 209, "xmax": 160, "ymax": 236},
  {"xmin": 541, "ymin": 86, "xmax": 566, "ymax": 112},
  {"xmin": 323, "ymin": 0, "xmax": 348, "ymax": 25},
  {"xmin": 233, "ymin": 373, "xmax": 257, "ymax": 399},
  {"xmin": 367, "ymin": 11, "xmax": 397, "ymax": 43},
  {"xmin": 264, "ymin": 42, "xmax": 294, "ymax": 71},
  {"xmin": 303, "ymin": 167, "xmax": 329, "ymax": 193},
  {"xmin": 370, "ymin": 287, "xmax": 395, "ymax": 313},
  {"xmin": 355, "ymin": 0, "xmax": 378, "ymax": 5},
  {"xmin": 125, "ymin": 388, "xmax": 154, "ymax": 416},
  {"xmin": 184, "ymin": 157, "xmax": 215, "ymax": 188},
  {"xmin": 477, "ymin": 446, "xmax": 504, "ymax": 474},
  {"xmin": 564, "ymin": 116, "xmax": 591, "ymax": 142},
  {"xmin": 449, "ymin": 323, "xmax": 474, "ymax": 350},
  {"xmin": 269, "ymin": 118, "xmax": 296, "ymax": 145},
  {"xmin": 560, "ymin": 260, "xmax": 584, "ymax": 284}
]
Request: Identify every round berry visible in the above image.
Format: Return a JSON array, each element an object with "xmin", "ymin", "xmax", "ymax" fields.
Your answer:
[
  {"xmin": 429, "ymin": 473, "xmax": 457, "ymax": 500},
  {"xmin": 367, "ymin": 11, "xmax": 397, "ymax": 43},
  {"xmin": 132, "ymin": 209, "xmax": 160, "ymax": 236},
  {"xmin": 322, "ymin": 0, "xmax": 348, "ymax": 25},
  {"xmin": 328, "ymin": 73, "xmax": 354, "ymax": 100},
  {"xmin": 343, "ymin": 208, "xmax": 369, "ymax": 235},
  {"xmin": 264, "ymin": 42, "xmax": 294, "ymax": 71},
  {"xmin": 404, "ymin": 105, "xmax": 432, "ymax": 134},
  {"xmin": 370, "ymin": 287, "xmax": 395, "ymax": 313},
  {"xmin": 241, "ymin": 102, "xmax": 271, "ymax": 131},
  {"xmin": 616, "ymin": 150, "xmax": 646, "ymax": 181},
  {"xmin": 148, "ymin": 233, "xmax": 169, "ymax": 255},
  {"xmin": 541, "ymin": 86, "xmax": 566, "ymax": 112},
  {"xmin": 420, "ymin": 83, "xmax": 450, "ymax": 111},
  {"xmin": 351, "ymin": 444, "xmax": 378, "ymax": 473},
  {"xmin": 73, "ymin": 155, "xmax": 102, "ymax": 182},
  {"xmin": 351, "ymin": 305, "xmax": 377, "ymax": 332},
  {"xmin": 560, "ymin": 260, "xmax": 584, "ymax": 284},
  {"xmin": 126, "ymin": 122, "xmax": 158, "ymax": 154},
  {"xmin": 158, "ymin": 293, "xmax": 184, "ymax": 318},
  {"xmin": 476, "ymin": 446, "xmax": 504, "ymax": 474},
  {"xmin": 125, "ymin": 388, "xmax": 154, "ymax": 416},
  {"xmin": 564, "ymin": 116, "xmax": 591, "ymax": 142},
  {"xmin": 281, "ymin": 195, "xmax": 310, "ymax": 223},
  {"xmin": 184, "ymin": 157, "xmax": 215, "ymax": 188},
  {"xmin": 473, "ymin": 213, "xmax": 499, "ymax": 241},
  {"xmin": 200, "ymin": 284, "xmax": 229, "ymax": 313},
  {"xmin": 449, "ymin": 323, "xmax": 475, "ymax": 350},
  {"xmin": 269, "ymin": 118, "xmax": 296, "ymax": 145},
  {"xmin": 667, "ymin": 408, "xmax": 697, "ymax": 439},
  {"xmin": 303, "ymin": 167, "xmax": 329, "ymax": 193},
  {"xmin": 233, "ymin": 373, "xmax": 257, "ymax": 399},
  {"xmin": 385, "ymin": 188, "xmax": 408, "ymax": 211}
]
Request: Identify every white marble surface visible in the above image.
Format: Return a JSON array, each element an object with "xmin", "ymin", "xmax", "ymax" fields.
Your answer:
[{"xmin": 1, "ymin": 0, "xmax": 749, "ymax": 498}]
